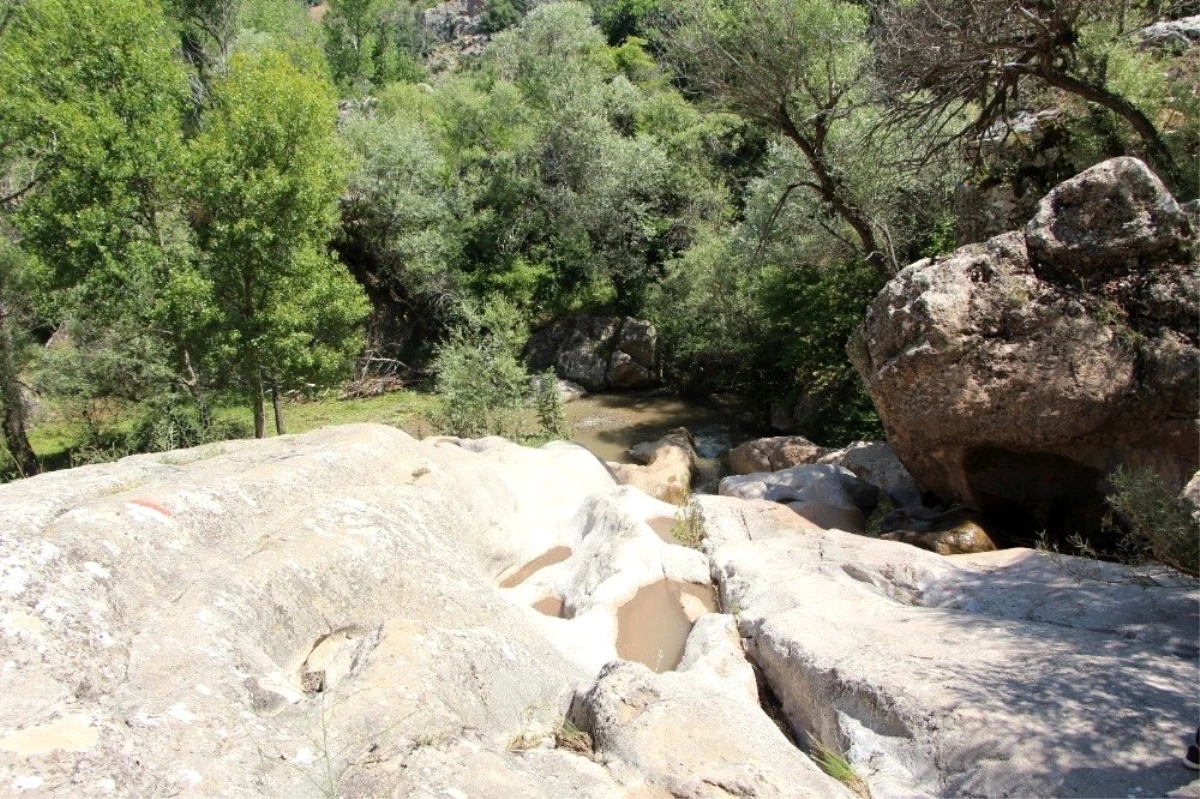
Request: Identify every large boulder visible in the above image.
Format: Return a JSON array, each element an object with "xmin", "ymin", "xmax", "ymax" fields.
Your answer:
[
  {"xmin": 525, "ymin": 316, "xmax": 660, "ymax": 391},
  {"xmin": 696, "ymin": 494, "xmax": 1200, "ymax": 799},
  {"xmin": 728, "ymin": 438, "xmax": 922, "ymax": 509},
  {"xmin": 719, "ymin": 464, "xmax": 880, "ymax": 534},
  {"xmin": 610, "ymin": 428, "xmax": 697, "ymax": 505},
  {"xmin": 727, "ymin": 436, "xmax": 827, "ymax": 475},
  {"xmin": 1024, "ymin": 156, "xmax": 1193, "ymax": 284},
  {"xmin": 854, "ymin": 157, "xmax": 1198, "ymax": 539}
]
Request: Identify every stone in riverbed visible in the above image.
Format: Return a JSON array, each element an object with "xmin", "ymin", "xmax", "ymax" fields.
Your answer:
[
  {"xmin": 610, "ymin": 428, "xmax": 697, "ymax": 505},
  {"xmin": 719, "ymin": 463, "xmax": 879, "ymax": 533},
  {"xmin": 879, "ymin": 520, "xmax": 997, "ymax": 555},
  {"xmin": 581, "ymin": 643, "xmax": 854, "ymax": 799},
  {"xmin": 726, "ymin": 435, "xmax": 827, "ymax": 475}
]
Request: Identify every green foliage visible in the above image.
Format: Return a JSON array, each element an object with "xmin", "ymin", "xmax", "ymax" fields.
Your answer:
[
  {"xmin": 323, "ymin": 0, "xmax": 424, "ymax": 94},
  {"xmin": 808, "ymin": 735, "xmax": 871, "ymax": 799},
  {"xmin": 589, "ymin": 0, "xmax": 665, "ymax": 47},
  {"xmin": 651, "ymin": 228, "xmax": 883, "ymax": 444},
  {"xmin": 0, "ymin": 0, "xmax": 191, "ymax": 293},
  {"xmin": 433, "ymin": 296, "xmax": 532, "ymax": 438},
  {"xmin": 1104, "ymin": 466, "xmax": 1198, "ymax": 578},
  {"xmin": 532, "ymin": 369, "xmax": 572, "ymax": 439},
  {"xmin": 189, "ymin": 49, "xmax": 369, "ymax": 430},
  {"xmin": 342, "ymin": 5, "xmax": 732, "ymax": 321},
  {"xmin": 757, "ymin": 261, "xmax": 883, "ymax": 444}
]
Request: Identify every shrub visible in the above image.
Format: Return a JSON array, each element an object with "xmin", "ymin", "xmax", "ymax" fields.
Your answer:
[
  {"xmin": 433, "ymin": 298, "xmax": 531, "ymax": 438},
  {"xmin": 1104, "ymin": 466, "xmax": 1198, "ymax": 578},
  {"xmin": 433, "ymin": 296, "xmax": 571, "ymax": 442}
]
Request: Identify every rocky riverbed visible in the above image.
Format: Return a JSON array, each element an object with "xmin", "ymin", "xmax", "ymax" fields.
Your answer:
[{"xmin": 1, "ymin": 424, "xmax": 1196, "ymax": 798}]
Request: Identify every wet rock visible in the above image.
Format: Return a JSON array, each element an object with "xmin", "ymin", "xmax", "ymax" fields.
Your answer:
[
  {"xmin": 697, "ymin": 494, "xmax": 1199, "ymax": 799},
  {"xmin": 855, "ymin": 157, "xmax": 1199, "ymax": 541},
  {"xmin": 524, "ymin": 316, "xmax": 659, "ymax": 391},
  {"xmin": 719, "ymin": 464, "xmax": 879, "ymax": 533},
  {"xmin": 879, "ymin": 520, "xmax": 998, "ymax": 555},
  {"xmin": 611, "ymin": 428, "xmax": 697, "ymax": 505},
  {"xmin": 727, "ymin": 436, "xmax": 827, "ymax": 475}
]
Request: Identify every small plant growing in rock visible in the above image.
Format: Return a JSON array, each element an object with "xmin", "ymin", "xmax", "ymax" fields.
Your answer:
[
  {"xmin": 553, "ymin": 718, "xmax": 592, "ymax": 755},
  {"xmin": 669, "ymin": 500, "xmax": 705, "ymax": 549},
  {"xmin": 808, "ymin": 734, "xmax": 871, "ymax": 799},
  {"xmin": 532, "ymin": 369, "xmax": 572, "ymax": 440}
]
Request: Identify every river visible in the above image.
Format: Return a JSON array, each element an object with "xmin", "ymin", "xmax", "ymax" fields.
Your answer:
[{"xmin": 565, "ymin": 391, "xmax": 759, "ymax": 492}]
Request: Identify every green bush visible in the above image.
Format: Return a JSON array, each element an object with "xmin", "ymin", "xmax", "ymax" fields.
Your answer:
[
  {"xmin": 1104, "ymin": 466, "xmax": 1198, "ymax": 578},
  {"xmin": 434, "ymin": 298, "xmax": 531, "ymax": 438}
]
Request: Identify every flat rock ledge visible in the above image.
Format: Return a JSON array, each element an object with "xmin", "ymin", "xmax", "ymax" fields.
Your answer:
[
  {"xmin": 0, "ymin": 425, "xmax": 840, "ymax": 798},
  {"xmin": 2, "ymin": 424, "xmax": 1196, "ymax": 798},
  {"xmin": 696, "ymin": 494, "xmax": 1200, "ymax": 799}
]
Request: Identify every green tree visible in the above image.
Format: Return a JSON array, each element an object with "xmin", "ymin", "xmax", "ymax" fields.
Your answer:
[
  {"xmin": 876, "ymin": 0, "xmax": 1193, "ymax": 192},
  {"xmin": 190, "ymin": 49, "xmax": 368, "ymax": 437},
  {"xmin": 323, "ymin": 0, "xmax": 423, "ymax": 94},
  {"xmin": 665, "ymin": 0, "xmax": 890, "ymax": 276},
  {"xmin": 0, "ymin": 236, "xmax": 41, "ymax": 476},
  {"xmin": 0, "ymin": 0, "xmax": 217, "ymax": 462}
]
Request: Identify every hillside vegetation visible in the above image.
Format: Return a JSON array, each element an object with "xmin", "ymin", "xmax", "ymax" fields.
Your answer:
[{"xmin": 0, "ymin": 0, "xmax": 1195, "ymax": 477}]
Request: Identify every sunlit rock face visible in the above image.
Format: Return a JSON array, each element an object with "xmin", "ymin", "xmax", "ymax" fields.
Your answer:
[{"xmin": 854, "ymin": 157, "xmax": 1198, "ymax": 541}]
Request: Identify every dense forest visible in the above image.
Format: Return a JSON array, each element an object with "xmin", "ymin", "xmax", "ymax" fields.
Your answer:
[{"xmin": 0, "ymin": 0, "xmax": 1195, "ymax": 478}]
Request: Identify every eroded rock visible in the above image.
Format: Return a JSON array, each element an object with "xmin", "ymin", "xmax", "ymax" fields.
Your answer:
[
  {"xmin": 524, "ymin": 316, "xmax": 660, "ymax": 391},
  {"xmin": 727, "ymin": 436, "xmax": 827, "ymax": 475},
  {"xmin": 611, "ymin": 428, "xmax": 697, "ymax": 505},
  {"xmin": 719, "ymin": 464, "xmax": 879, "ymax": 533},
  {"xmin": 855, "ymin": 157, "xmax": 1199, "ymax": 540},
  {"xmin": 696, "ymin": 494, "xmax": 1200, "ymax": 799}
]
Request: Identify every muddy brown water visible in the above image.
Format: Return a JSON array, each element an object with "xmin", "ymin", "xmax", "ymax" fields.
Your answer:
[
  {"xmin": 500, "ymin": 546, "xmax": 572, "ymax": 589},
  {"xmin": 646, "ymin": 516, "xmax": 678, "ymax": 543},
  {"xmin": 532, "ymin": 594, "xmax": 565, "ymax": 618},
  {"xmin": 615, "ymin": 580, "xmax": 718, "ymax": 672},
  {"xmin": 566, "ymin": 392, "xmax": 754, "ymax": 477}
]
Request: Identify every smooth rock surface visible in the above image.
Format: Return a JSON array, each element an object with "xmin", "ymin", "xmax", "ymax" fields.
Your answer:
[
  {"xmin": 3, "ymin": 426, "xmax": 808, "ymax": 798},
  {"xmin": 726, "ymin": 436, "xmax": 827, "ymax": 476},
  {"xmin": 0, "ymin": 426, "xmax": 619, "ymax": 797},
  {"xmin": 582, "ymin": 657, "xmax": 853, "ymax": 799},
  {"xmin": 719, "ymin": 464, "xmax": 879, "ymax": 533},
  {"xmin": 697, "ymin": 494, "xmax": 1200, "ymax": 799},
  {"xmin": 818, "ymin": 440, "xmax": 923, "ymax": 508},
  {"xmin": 610, "ymin": 429, "xmax": 697, "ymax": 505}
]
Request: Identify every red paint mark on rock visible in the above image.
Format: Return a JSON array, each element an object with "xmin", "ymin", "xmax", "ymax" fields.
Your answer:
[{"xmin": 127, "ymin": 498, "xmax": 172, "ymax": 518}]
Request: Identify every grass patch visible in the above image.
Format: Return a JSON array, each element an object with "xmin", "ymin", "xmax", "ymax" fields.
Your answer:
[
  {"xmin": 669, "ymin": 500, "xmax": 705, "ymax": 549},
  {"xmin": 808, "ymin": 735, "xmax": 871, "ymax": 799},
  {"xmin": 13, "ymin": 388, "xmax": 446, "ymax": 479}
]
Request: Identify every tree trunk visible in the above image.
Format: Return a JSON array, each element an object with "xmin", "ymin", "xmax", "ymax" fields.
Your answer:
[
  {"xmin": 251, "ymin": 373, "xmax": 266, "ymax": 439},
  {"xmin": 0, "ymin": 302, "xmax": 39, "ymax": 477},
  {"xmin": 1024, "ymin": 65, "xmax": 1181, "ymax": 191},
  {"xmin": 777, "ymin": 107, "xmax": 891, "ymax": 278},
  {"xmin": 271, "ymin": 381, "xmax": 286, "ymax": 436}
]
